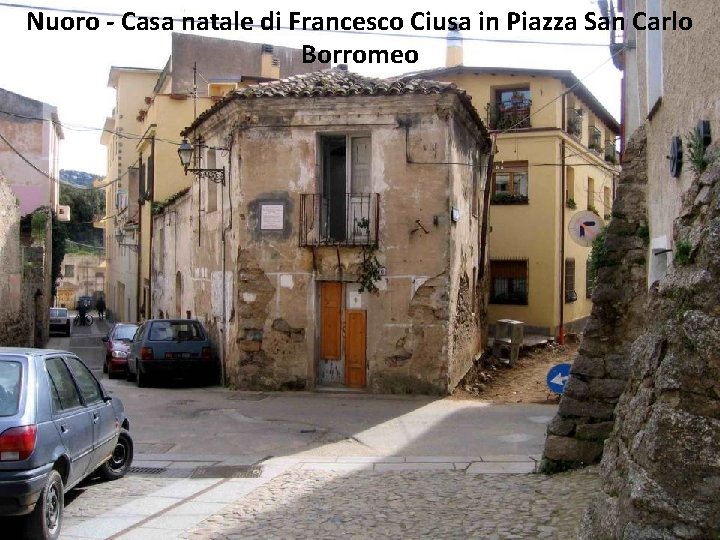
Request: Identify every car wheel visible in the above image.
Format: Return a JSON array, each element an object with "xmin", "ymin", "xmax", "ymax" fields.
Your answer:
[
  {"xmin": 126, "ymin": 361, "xmax": 136, "ymax": 382},
  {"xmin": 136, "ymin": 365, "xmax": 147, "ymax": 388},
  {"xmin": 98, "ymin": 429, "xmax": 133, "ymax": 481},
  {"xmin": 25, "ymin": 468, "xmax": 63, "ymax": 540}
]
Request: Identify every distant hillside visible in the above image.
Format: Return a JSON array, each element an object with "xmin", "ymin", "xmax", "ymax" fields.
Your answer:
[{"xmin": 60, "ymin": 169, "xmax": 102, "ymax": 188}]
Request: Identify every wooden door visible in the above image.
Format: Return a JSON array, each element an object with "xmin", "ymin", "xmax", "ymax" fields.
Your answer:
[
  {"xmin": 320, "ymin": 282, "xmax": 342, "ymax": 359},
  {"xmin": 345, "ymin": 309, "xmax": 367, "ymax": 388}
]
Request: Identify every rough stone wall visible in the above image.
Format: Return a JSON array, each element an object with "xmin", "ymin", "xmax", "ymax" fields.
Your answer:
[
  {"xmin": 579, "ymin": 142, "xmax": 720, "ymax": 538},
  {"xmin": 540, "ymin": 125, "xmax": 649, "ymax": 471},
  {"xmin": 0, "ymin": 170, "xmax": 33, "ymax": 346}
]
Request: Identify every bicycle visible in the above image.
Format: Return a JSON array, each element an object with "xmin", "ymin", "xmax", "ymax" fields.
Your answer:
[{"xmin": 73, "ymin": 313, "xmax": 94, "ymax": 326}]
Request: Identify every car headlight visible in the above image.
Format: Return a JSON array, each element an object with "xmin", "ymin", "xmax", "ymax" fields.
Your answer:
[{"xmin": 111, "ymin": 350, "xmax": 129, "ymax": 359}]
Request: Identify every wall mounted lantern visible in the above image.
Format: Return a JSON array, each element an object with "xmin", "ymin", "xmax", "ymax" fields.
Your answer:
[{"xmin": 177, "ymin": 138, "xmax": 225, "ymax": 185}]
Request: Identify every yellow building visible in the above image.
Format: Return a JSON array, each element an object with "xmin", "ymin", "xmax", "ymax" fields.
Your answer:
[
  {"xmin": 101, "ymin": 66, "xmax": 163, "ymax": 323},
  {"xmin": 410, "ymin": 55, "xmax": 620, "ymax": 337}
]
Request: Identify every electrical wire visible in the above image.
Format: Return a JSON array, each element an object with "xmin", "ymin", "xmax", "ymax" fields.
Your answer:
[
  {"xmin": 0, "ymin": 127, "xmax": 138, "ymax": 190},
  {"xmin": 1, "ymin": 2, "xmax": 611, "ymax": 48}
]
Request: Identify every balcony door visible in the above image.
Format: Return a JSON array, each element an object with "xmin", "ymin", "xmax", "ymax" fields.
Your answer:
[{"xmin": 320, "ymin": 135, "xmax": 371, "ymax": 244}]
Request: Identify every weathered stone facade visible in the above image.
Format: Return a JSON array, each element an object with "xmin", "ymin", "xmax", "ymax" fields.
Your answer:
[
  {"xmin": 0, "ymin": 169, "xmax": 34, "ymax": 347},
  {"xmin": 152, "ymin": 70, "xmax": 492, "ymax": 394},
  {"xmin": 578, "ymin": 141, "xmax": 720, "ymax": 538},
  {"xmin": 540, "ymin": 126, "xmax": 649, "ymax": 471}
]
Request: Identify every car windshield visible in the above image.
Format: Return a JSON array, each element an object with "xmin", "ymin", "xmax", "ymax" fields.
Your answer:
[
  {"xmin": 50, "ymin": 308, "xmax": 67, "ymax": 317},
  {"xmin": 148, "ymin": 321, "xmax": 205, "ymax": 341},
  {"xmin": 113, "ymin": 325, "xmax": 138, "ymax": 341},
  {"xmin": 0, "ymin": 361, "xmax": 22, "ymax": 416}
]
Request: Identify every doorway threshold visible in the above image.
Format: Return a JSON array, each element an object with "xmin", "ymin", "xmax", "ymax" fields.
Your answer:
[{"xmin": 315, "ymin": 386, "xmax": 368, "ymax": 394}]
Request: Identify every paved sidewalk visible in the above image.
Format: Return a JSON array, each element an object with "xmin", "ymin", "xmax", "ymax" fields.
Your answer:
[{"xmin": 59, "ymin": 453, "xmax": 595, "ymax": 539}]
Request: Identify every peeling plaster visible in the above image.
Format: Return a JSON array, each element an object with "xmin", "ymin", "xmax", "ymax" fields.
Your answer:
[
  {"xmin": 279, "ymin": 274, "xmax": 294, "ymax": 289},
  {"xmin": 242, "ymin": 292, "xmax": 257, "ymax": 303}
]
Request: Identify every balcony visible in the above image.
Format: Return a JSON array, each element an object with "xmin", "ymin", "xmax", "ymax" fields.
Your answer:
[
  {"xmin": 299, "ymin": 193, "xmax": 379, "ymax": 247},
  {"xmin": 566, "ymin": 109, "xmax": 583, "ymax": 137},
  {"xmin": 589, "ymin": 126, "xmax": 603, "ymax": 153},
  {"xmin": 486, "ymin": 100, "xmax": 532, "ymax": 131},
  {"xmin": 605, "ymin": 141, "xmax": 618, "ymax": 164}
]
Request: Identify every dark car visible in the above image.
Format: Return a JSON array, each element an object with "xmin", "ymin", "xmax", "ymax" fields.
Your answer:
[
  {"xmin": 127, "ymin": 319, "xmax": 216, "ymax": 387},
  {"xmin": 48, "ymin": 308, "xmax": 71, "ymax": 337},
  {"xmin": 0, "ymin": 348, "xmax": 133, "ymax": 539},
  {"xmin": 101, "ymin": 323, "xmax": 139, "ymax": 379}
]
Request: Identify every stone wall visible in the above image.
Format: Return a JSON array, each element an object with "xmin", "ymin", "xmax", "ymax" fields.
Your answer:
[
  {"xmin": 579, "ymin": 141, "xmax": 720, "ymax": 537},
  {"xmin": 0, "ymin": 170, "xmax": 33, "ymax": 347},
  {"xmin": 540, "ymin": 125, "xmax": 649, "ymax": 472}
]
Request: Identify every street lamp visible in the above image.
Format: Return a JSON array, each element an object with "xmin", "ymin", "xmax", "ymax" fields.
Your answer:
[{"xmin": 177, "ymin": 138, "xmax": 225, "ymax": 185}]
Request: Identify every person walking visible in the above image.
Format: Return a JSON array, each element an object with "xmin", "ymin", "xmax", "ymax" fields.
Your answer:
[
  {"xmin": 96, "ymin": 297, "xmax": 106, "ymax": 321},
  {"xmin": 78, "ymin": 300, "xmax": 87, "ymax": 326}
]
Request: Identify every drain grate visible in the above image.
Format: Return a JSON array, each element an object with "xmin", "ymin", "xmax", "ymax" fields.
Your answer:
[
  {"xmin": 191, "ymin": 465, "xmax": 263, "ymax": 479},
  {"xmin": 129, "ymin": 466, "xmax": 167, "ymax": 475}
]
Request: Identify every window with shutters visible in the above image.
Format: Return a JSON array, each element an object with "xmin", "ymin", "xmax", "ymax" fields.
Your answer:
[
  {"xmin": 300, "ymin": 134, "xmax": 378, "ymax": 246},
  {"xmin": 565, "ymin": 258, "xmax": 577, "ymax": 303},
  {"xmin": 491, "ymin": 161, "xmax": 528, "ymax": 205},
  {"xmin": 490, "ymin": 259, "xmax": 528, "ymax": 305},
  {"xmin": 586, "ymin": 256, "xmax": 595, "ymax": 298},
  {"xmin": 206, "ymin": 148, "xmax": 218, "ymax": 213}
]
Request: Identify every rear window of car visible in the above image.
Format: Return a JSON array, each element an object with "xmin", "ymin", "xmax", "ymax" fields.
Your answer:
[
  {"xmin": 50, "ymin": 308, "xmax": 68, "ymax": 318},
  {"xmin": 148, "ymin": 321, "xmax": 206, "ymax": 341},
  {"xmin": 113, "ymin": 325, "xmax": 138, "ymax": 341},
  {"xmin": 0, "ymin": 361, "xmax": 22, "ymax": 416}
]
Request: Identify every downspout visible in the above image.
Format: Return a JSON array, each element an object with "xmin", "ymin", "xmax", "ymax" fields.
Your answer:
[
  {"xmin": 136, "ymin": 153, "xmax": 143, "ymax": 322},
  {"xmin": 148, "ymin": 136, "xmax": 155, "ymax": 320},
  {"xmin": 478, "ymin": 138, "xmax": 494, "ymax": 348},
  {"xmin": 219, "ymin": 133, "xmax": 234, "ymax": 387},
  {"xmin": 559, "ymin": 138, "xmax": 567, "ymax": 345}
]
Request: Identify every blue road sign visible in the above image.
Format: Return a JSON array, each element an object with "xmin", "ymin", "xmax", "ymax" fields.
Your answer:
[{"xmin": 547, "ymin": 363, "xmax": 572, "ymax": 394}]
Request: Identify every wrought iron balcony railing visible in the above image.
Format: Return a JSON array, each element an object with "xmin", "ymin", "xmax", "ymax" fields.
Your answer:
[
  {"xmin": 299, "ymin": 193, "xmax": 379, "ymax": 247},
  {"xmin": 589, "ymin": 126, "xmax": 603, "ymax": 153},
  {"xmin": 486, "ymin": 100, "xmax": 532, "ymax": 131},
  {"xmin": 605, "ymin": 141, "xmax": 618, "ymax": 164},
  {"xmin": 566, "ymin": 109, "xmax": 583, "ymax": 136}
]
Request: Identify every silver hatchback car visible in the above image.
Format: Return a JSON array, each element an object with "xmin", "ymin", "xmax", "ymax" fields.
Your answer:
[{"xmin": 0, "ymin": 348, "xmax": 133, "ymax": 539}]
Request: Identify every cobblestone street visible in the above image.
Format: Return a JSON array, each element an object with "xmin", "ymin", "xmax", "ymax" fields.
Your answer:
[{"xmin": 187, "ymin": 468, "xmax": 600, "ymax": 540}]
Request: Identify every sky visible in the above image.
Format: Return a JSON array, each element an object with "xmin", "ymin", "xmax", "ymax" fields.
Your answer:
[{"xmin": 0, "ymin": 0, "xmax": 620, "ymax": 176}]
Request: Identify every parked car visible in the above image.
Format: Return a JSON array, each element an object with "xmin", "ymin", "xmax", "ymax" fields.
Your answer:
[
  {"xmin": 101, "ymin": 323, "xmax": 139, "ymax": 379},
  {"xmin": 48, "ymin": 308, "xmax": 71, "ymax": 337},
  {"xmin": 0, "ymin": 348, "xmax": 133, "ymax": 539},
  {"xmin": 127, "ymin": 319, "xmax": 216, "ymax": 387}
]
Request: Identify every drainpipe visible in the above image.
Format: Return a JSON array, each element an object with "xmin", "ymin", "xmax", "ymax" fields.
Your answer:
[{"xmin": 559, "ymin": 138, "xmax": 566, "ymax": 345}]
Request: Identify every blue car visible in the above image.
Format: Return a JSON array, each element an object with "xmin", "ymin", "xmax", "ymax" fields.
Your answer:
[
  {"xmin": 0, "ymin": 348, "xmax": 133, "ymax": 539},
  {"xmin": 127, "ymin": 319, "xmax": 217, "ymax": 387}
]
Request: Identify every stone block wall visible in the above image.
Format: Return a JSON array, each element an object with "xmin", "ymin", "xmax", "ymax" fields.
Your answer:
[
  {"xmin": 0, "ymin": 170, "xmax": 33, "ymax": 347},
  {"xmin": 579, "ymin": 139, "xmax": 720, "ymax": 537},
  {"xmin": 540, "ymin": 125, "xmax": 649, "ymax": 472}
]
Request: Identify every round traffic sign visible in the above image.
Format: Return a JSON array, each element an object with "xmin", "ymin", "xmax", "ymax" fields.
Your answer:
[
  {"xmin": 568, "ymin": 210, "xmax": 603, "ymax": 247},
  {"xmin": 547, "ymin": 363, "xmax": 572, "ymax": 394}
]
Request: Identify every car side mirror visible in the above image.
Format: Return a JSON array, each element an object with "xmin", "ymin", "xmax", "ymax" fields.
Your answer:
[{"xmin": 101, "ymin": 337, "xmax": 108, "ymax": 342}]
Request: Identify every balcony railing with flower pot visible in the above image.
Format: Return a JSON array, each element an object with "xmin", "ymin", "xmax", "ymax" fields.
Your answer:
[
  {"xmin": 605, "ymin": 141, "xmax": 618, "ymax": 164},
  {"xmin": 486, "ymin": 99, "xmax": 532, "ymax": 131},
  {"xmin": 566, "ymin": 109, "xmax": 583, "ymax": 137},
  {"xmin": 299, "ymin": 193, "xmax": 379, "ymax": 247},
  {"xmin": 589, "ymin": 126, "xmax": 603, "ymax": 153}
]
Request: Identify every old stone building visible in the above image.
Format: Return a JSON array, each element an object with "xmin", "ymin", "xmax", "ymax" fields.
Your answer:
[
  {"xmin": 152, "ymin": 68, "xmax": 492, "ymax": 394},
  {"xmin": 0, "ymin": 168, "xmax": 36, "ymax": 346}
]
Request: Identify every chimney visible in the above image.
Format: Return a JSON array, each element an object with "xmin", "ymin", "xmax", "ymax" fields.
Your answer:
[
  {"xmin": 446, "ymin": 30, "xmax": 463, "ymax": 67},
  {"xmin": 260, "ymin": 44, "xmax": 280, "ymax": 79}
]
